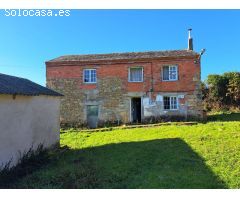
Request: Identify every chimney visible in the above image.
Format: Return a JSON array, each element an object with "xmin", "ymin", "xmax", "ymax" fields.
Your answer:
[{"xmin": 188, "ymin": 28, "xmax": 193, "ymax": 50}]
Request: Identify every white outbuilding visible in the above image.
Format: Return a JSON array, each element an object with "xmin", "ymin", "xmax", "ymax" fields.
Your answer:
[{"xmin": 0, "ymin": 73, "xmax": 62, "ymax": 168}]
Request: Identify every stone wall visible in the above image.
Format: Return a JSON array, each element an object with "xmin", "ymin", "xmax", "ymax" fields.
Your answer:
[
  {"xmin": 47, "ymin": 78, "xmax": 85, "ymax": 126},
  {"xmin": 98, "ymin": 77, "xmax": 127, "ymax": 122},
  {"xmin": 47, "ymin": 77, "xmax": 131, "ymax": 126}
]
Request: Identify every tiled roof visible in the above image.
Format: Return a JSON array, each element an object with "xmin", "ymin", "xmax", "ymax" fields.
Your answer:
[
  {"xmin": 0, "ymin": 73, "xmax": 63, "ymax": 96},
  {"xmin": 47, "ymin": 50, "xmax": 199, "ymax": 63}
]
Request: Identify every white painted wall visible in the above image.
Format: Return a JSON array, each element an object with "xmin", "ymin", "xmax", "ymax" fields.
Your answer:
[
  {"xmin": 0, "ymin": 94, "xmax": 60, "ymax": 168},
  {"xmin": 143, "ymin": 92, "xmax": 187, "ymax": 117}
]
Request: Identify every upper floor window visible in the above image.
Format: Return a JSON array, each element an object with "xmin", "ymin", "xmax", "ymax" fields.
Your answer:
[
  {"xmin": 129, "ymin": 67, "xmax": 143, "ymax": 82},
  {"xmin": 84, "ymin": 69, "xmax": 96, "ymax": 83},
  {"xmin": 162, "ymin": 65, "xmax": 178, "ymax": 81},
  {"xmin": 163, "ymin": 96, "xmax": 178, "ymax": 110}
]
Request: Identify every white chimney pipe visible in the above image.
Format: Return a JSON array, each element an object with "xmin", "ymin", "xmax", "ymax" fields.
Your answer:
[
  {"xmin": 188, "ymin": 28, "xmax": 192, "ymax": 39},
  {"xmin": 188, "ymin": 28, "xmax": 193, "ymax": 50}
]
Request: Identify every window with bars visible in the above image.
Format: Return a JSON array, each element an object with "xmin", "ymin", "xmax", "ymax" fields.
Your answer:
[
  {"xmin": 162, "ymin": 65, "xmax": 178, "ymax": 81},
  {"xmin": 163, "ymin": 96, "xmax": 178, "ymax": 110},
  {"xmin": 84, "ymin": 69, "xmax": 97, "ymax": 83},
  {"xmin": 129, "ymin": 67, "xmax": 143, "ymax": 82}
]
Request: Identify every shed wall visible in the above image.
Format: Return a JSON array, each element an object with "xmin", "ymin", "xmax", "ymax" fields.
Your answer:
[{"xmin": 0, "ymin": 95, "xmax": 60, "ymax": 168}]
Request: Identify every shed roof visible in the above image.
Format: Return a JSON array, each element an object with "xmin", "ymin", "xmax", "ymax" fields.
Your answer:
[
  {"xmin": 47, "ymin": 50, "xmax": 199, "ymax": 63},
  {"xmin": 0, "ymin": 73, "xmax": 63, "ymax": 96}
]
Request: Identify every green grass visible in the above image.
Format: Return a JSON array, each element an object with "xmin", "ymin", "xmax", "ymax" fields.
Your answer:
[{"xmin": 2, "ymin": 113, "xmax": 240, "ymax": 188}]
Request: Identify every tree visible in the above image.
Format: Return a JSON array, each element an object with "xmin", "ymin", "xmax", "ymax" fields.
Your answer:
[
  {"xmin": 205, "ymin": 72, "xmax": 240, "ymax": 110},
  {"xmin": 201, "ymin": 81, "xmax": 211, "ymax": 111},
  {"xmin": 226, "ymin": 72, "xmax": 240, "ymax": 105},
  {"xmin": 206, "ymin": 74, "xmax": 228, "ymax": 106}
]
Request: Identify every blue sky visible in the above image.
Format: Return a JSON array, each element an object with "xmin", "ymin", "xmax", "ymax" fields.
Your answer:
[{"xmin": 0, "ymin": 9, "xmax": 240, "ymax": 85}]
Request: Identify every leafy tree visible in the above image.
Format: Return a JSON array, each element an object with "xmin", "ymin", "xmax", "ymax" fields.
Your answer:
[
  {"xmin": 201, "ymin": 81, "xmax": 211, "ymax": 111},
  {"xmin": 201, "ymin": 81, "xmax": 208, "ymax": 100},
  {"xmin": 226, "ymin": 72, "xmax": 240, "ymax": 105},
  {"xmin": 206, "ymin": 74, "xmax": 228, "ymax": 105},
  {"xmin": 204, "ymin": 71, "xmax": 240, "ymax": 111}
]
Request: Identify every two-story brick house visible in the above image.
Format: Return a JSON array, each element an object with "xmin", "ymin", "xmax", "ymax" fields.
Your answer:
[{"xmin": 46, "ymin": 30, "xmax": 204, "ymax": 128}]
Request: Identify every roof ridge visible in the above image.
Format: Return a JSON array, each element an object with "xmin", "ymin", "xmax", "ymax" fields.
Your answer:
[
  {"xmin": 47, "ymin": 49, "xmax": 198, "ymax": 63},
  {"xmin": 57, "ymin": 49, "xmax": 192, "ymax": 56}
]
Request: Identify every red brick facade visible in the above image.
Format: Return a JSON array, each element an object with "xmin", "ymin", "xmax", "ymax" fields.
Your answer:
[{"xmin": 47, "ymin": 57, "xmax": 199, "ymax": 92}]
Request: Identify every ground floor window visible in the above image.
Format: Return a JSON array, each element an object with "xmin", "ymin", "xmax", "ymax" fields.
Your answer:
[{"xmin": 163, "ymin": 96, "xmax": 178, "ymax": 110}]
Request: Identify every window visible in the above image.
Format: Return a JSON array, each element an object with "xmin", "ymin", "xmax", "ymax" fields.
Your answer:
[
  {"xmin": 129, "ymin": 67, "xmax": 143, "ymax": 82},
  {"xmin": 162, "ymin": 65, "xmax": 178, "ymax": 81},
  {"xmin": 163, "ymin": 96, "xmax": 178, "ymax": 110},
  {"xmin": 84, "ymin": 69, "xmax": 96, "ymax": 83}
]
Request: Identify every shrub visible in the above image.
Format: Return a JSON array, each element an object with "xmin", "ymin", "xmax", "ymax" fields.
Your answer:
[{"xmin": 141, "ymin": 115, "xmax": 187, "ymax": 124}]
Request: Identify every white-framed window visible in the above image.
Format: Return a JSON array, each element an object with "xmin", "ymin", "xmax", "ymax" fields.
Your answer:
[
  {"xmin": 162, "ymin": 65, "xmax": 178, "ymax": 81},
  {"xmin": 163, "ymin": 96, "xmax": 178, "ymax": 110},
  {"xmin": 83, "ymin": 69, "xmax": 97, "ymax": 83},
  {"xmin": 128, "ymin": 67, "xmax": 143, "ymax": 82}
]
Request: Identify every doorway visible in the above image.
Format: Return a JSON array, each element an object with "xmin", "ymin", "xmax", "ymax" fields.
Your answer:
[
  {"xmin": 131, "ymin": 97, "xmax": 142, "ymax": 123},
  {"xmin": 87, "ymin": 105, "xmax": 99, "ymax": 128}
]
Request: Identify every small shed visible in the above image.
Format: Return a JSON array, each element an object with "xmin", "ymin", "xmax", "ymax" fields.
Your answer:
[{"xmin": 0, "ymin": 73, "xmax": 63, "ymax": 168}]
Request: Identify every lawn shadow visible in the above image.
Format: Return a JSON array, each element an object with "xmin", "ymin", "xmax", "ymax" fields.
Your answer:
[
  {"xmin": 57, "ymin": 138, "xmax": 226, "ymax": 189},
  {"xmin": 207, "ymin": 112, "xmax": 240, "ymax": 122},
  {"xmin": 5, "ymin": 138, "xmax": 227, "ymax": 188}
]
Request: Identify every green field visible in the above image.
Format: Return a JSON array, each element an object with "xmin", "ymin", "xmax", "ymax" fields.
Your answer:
[{"xmin": 2, "ymin": 113, "xmax": 240, "ymax": 188}]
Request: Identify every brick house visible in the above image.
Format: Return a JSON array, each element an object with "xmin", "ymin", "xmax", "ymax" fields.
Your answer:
[{"xmin": 46, "ymin": 30, "xmax": 204, "ymax": 128}]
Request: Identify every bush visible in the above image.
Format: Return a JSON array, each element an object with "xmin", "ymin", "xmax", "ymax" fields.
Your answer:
[
  {"xmin": 141, "ymin": 115, "xmax": 187, "ymax": 124},
  {"xmin": 97, "ymin": 119, "xmax": 123, "ymax": 128}
]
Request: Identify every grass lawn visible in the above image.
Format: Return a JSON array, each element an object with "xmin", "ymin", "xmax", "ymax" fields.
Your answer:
[{"xmin": 2, "ymin": 113, "xmax": 240, "ymax": 188}]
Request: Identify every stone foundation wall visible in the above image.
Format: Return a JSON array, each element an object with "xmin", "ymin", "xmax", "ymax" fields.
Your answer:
[
  {"xmin": 47, "ymin": 78, "xmax": 85, "ymax": 126},
  {"xmin": 98, "ymin": 77, "xmax": 129, "ymax": 123},
  {"xmin": 47, "ymin": 77, "xmax": 131, "ymax": 127},
  {"xmin": 48, "ymin": 77, "xmax": 203, "ymax": 127}
]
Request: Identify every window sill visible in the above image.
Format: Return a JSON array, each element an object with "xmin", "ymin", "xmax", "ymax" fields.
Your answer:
[
  {"xmin": 128, "ymin": 81, "xmax": 143, "ymax": 83},
  {"xmin": 83, "ymin": 82, "xmax": 97, "ymax": 84},
  {"xmin": 162, "ymin": 80, "xmax": 178, "ymax": 82}
]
